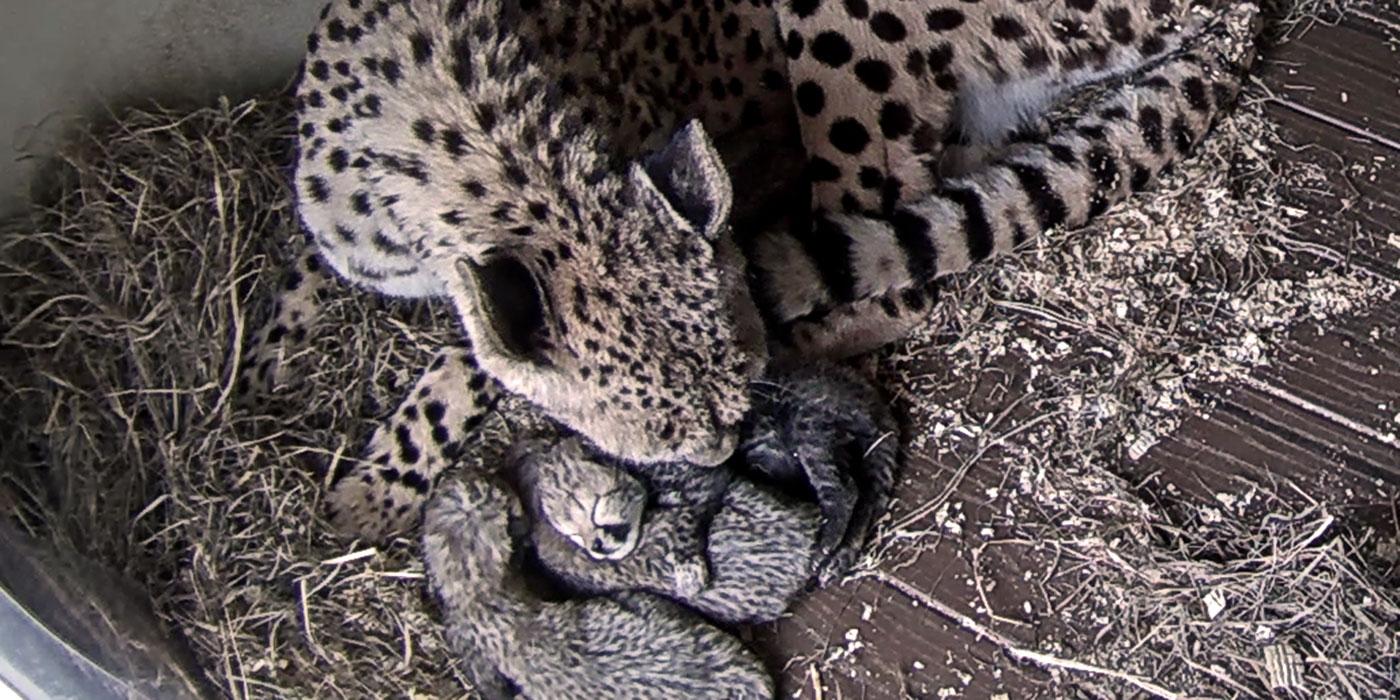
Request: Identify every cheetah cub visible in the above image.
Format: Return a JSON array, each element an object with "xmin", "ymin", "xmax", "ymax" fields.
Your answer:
[
  {"xmin": 739, "ymin": 365, "xmax": 900, "ymax": 586},
  {"xmin": 422, "ymin": 473, "xmax": 774, "ymax": 699},
  {"xmin": 515, "ymin": 367, "xmax": 899, "ymax": 623},
  {"xmin": 516, "ymin": 436, "xmax": 818, "ymax": 625}
]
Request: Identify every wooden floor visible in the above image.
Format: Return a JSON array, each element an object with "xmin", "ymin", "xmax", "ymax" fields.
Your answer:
[{"xmin": 763, "ymin": 4, "xmax": 1400, "ymax": 697}]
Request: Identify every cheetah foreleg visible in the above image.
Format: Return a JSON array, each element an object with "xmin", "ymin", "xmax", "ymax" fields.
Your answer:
[
  {"xmin": 326, "ymin": 345, "xmax": 502, "ymax": 540},
  {"xmin": 236, "ymin": 247, "xmax": 331, "ymax": 402}
]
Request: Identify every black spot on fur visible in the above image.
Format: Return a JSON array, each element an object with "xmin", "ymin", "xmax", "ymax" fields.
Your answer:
[
  {"xmin": 927, "ymin": 43, "xmax": 953, "ymax": 72},
  {"xmin": 1008, "ymin": 163, "xmax": 1068, "ymax": 231},
  {"xmin": 1141, "ymin": 34, "xmax": 1167, "ymax": 56},
  {"xmin": 829, "ymin": 119, "xmax": 871, "ymax": 154},
  {"xmin": 843, "ymin": 0, "xmax": 869, "ymax": 19},
  {"xmin": 1067, "ymin": 0, "xmax": 1097, "ymax": 10},
  {"xmin": 476, "ymin": 105, "xmax": 498, "ymax": 131},
  {"xmin": 305, "ymin": 176, "xmax": 330, "ymax": 202},
  {"xmin": 925, "ymin": 8, "xmax": 966, "ymax": 31},
  {"xmin": 380, "ymin": 58, "xmax": 402, "ymax": 85},
  {"xmin": 784, "ymin": 29, "xmax": 804, "ymax": 59},
  {"xmin": 412, "ymin": 118, "xmax": 434, "ymax": 143},
  {"xmin": 1182, "ymin": 77, "xmax": 1210, "ymax": 112},
  {"xmin": 1130, "ymin": 164, "xmax": 1152, "ymax": 192},
  {"xmin": 854, "ymin": 59, "xmax": 894, "ymax": 93},
  {"xmin": 858, "ymin": 166, "xmax": 884, "ymax": 189},
  {"xmin": 442, "ymin": 129, "xmax": 467, "ymax": 156},
  {"xmin": 879, "ymin": 101, "xmax": 913, "ymax": 138},
  {"xmin": 801, "ymin": 215, "xmax": 858, "ymax": 303},
  {"xmin": 991, "ymin": 16, "xmax": 1027, "ymax": 40},
  {"xmin": 905, "ymin": 48, "xmax": 926, "ymax": 77},
  {"xmin": 1105, "ymin": 8, "xmax": 1135, "ymax": 44},
  {"xmin": 351, "ymin": 191, "xmax": 373, "ymax": 215},
  {"xmin": 326, "ymin": 19, "xmax": 348, "ymax": 42},
  {"xmin": 505, "ymin": 164, "xmax": 530, "ymax": 186},
  {"xmin": 810, "ymin": 31, "xmax": 853, "ymax": 67},
  {"xmin": 401, "ymin": 470, "xmax": 430, "ymax": 494},
  {"xmin": 1100, "ymin": 106, "xmax": 1130, "ymax": 121},
  {"xmin": 1022, "ymin": 44, "xmax": 1050, "ymax": 70},
  {"xmin": 1170, "ymin": 115, "xmax": 1195, "ymax": 153},
  {"xmin": 431, "ymin": 425, "xmax": 451, "ymax": 445},
  {"xmin": 870, "ymin": 12, "xmax": 906, "ymax": 42},
  {"xmin": 394, "ymin": 424, "xmax": 421, "ymax": 465},
  {"xmin": 790, "ymin": 0, "xmax": 821, "ymax": 19},
  {"xmin": 943, "ymin": 188, "xmax": 994, "ymax": 261},
  {"xmin": 410, "ymin": 31, "xmax": 433, "ymax": 65},
  {"xmin": 795, "ymin": 80, "xmax": 826, "ymax": 116},
  {"xmin": 891, "ymin": 207, "xmax": 937, "ymax": 281},
  {"xmin": 1138, "ymin": 105, "xmax": 1164, "ymax": 154}
]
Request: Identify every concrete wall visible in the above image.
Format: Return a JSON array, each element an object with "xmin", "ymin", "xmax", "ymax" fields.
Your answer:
[{"xmin": 0, "ymin": 0, "xmax": 326, "ymax": 218}]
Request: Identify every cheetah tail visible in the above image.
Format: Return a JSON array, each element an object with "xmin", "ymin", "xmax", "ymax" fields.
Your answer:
[{"xmin": 772, "ymin": 3, "xmax": 1262, "ymax": 325}]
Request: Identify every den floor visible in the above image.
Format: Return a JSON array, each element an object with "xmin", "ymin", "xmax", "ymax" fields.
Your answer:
[{"xmin": 761, "ymin": 3, "xmax": 1400, "ymax": 697}]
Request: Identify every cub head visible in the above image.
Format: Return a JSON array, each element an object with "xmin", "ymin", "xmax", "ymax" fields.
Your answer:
[
  {"xmin": 513, "ymin": 437, "xmax": 647, "ymax": 561},
  {"xmin": 450, "ymin": 121, "xmax": 767, "ymax": 466}
]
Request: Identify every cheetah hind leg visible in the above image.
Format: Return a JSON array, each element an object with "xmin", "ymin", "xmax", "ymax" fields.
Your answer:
[
  {"xmin": 326, "ymin": 345, "xmax": 502, "ymax": 540},
  {"xmin": 236, "ymin": 246, "xmax": 331, "ymax": 403}
]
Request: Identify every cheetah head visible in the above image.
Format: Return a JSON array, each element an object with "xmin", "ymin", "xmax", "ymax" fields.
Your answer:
[
  {"xmin": 451, "ymin": 121, "xmax": 767, "ymax": 466},
  {"xmin": 514, "ymin": 437, "xmax": 646, "ymax": 561}
]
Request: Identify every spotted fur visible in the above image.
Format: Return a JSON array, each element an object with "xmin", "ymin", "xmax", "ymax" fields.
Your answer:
[
  {"xmin": 423, "ymin": 472, "xmax": 774, "ymax": 699},
  {"xmin": 515, "ymin": 366, "xmax": 899, "ymax": 622},
  {"xmin": 521, "ymin": 440, "xmax": 820, "ymax": 626},
  {"xmin": 242, "ymin": 0, "xmax": 1261, "ymax": 538}
]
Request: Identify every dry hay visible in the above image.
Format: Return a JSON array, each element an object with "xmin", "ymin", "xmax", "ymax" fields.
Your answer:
[
  {"xmin": 2, "ymin": 3, "xmax": 1397, "ymax": 696},
  {"xmin": 0, "ymin": 98, "xmax": 534, "ymax": 698}
]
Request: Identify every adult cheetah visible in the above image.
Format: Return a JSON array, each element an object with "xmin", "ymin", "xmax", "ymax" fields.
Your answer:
[{"xmin": 240, "ymin": 0, "xmax": 1262, "ymax": 537}]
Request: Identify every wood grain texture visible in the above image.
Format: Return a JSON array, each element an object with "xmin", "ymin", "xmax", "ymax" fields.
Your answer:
[{"xmin": 765, "ymin": 6, "xmax": 1400, "ymax": 698}]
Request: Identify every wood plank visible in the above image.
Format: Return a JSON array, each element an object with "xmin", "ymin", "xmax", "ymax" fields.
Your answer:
[
  {"xmin": 1266, "ymin": 0, "xmax": 1400, "ymax": 148},
  {"xmin": 768, "ymin": 6, "xmax": 1400, "ymax": 697}
]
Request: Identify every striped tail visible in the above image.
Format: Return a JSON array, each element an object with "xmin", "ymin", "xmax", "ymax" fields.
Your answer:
[{"xmin": 752, "ymin": 2, "xmax": 1262, "ymax": 327}]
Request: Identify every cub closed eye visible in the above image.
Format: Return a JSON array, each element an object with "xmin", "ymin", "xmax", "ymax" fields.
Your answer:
[{"xmin": 600, "ymin": 523, "xmax": 631, "ymax": 540}]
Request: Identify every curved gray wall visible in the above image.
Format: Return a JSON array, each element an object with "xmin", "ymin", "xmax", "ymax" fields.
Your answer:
[{"xmin": 0, "ymin": 0, "xmax": 326, "ymax": 218}]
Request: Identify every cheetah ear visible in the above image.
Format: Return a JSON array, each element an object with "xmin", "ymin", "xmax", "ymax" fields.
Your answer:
[
  {"xmin": 633, "ymin": 120, "xmax": 732, "ymax": 240},
  {"xmin": 456, "ymin": 254, "xmax": 556, "ymax": 367}
]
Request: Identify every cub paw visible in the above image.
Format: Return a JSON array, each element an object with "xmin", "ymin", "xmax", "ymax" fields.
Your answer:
[{"xmin": 670, "ymin": 553, "xmax": 712, "ymax": 598}]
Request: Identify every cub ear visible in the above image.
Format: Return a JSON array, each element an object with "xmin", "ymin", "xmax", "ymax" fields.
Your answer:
[
  {"xmin": 455, "ymin": 254, "xmax": 555, "ymax": 366},
  {"xmin": 631, "ymin": 120, "xmax": 733, "ymax": 239}
]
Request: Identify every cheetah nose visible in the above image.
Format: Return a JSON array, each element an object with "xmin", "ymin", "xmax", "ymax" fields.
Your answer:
[{"xmin": 590, "ymin": 535, "xmax": 635, "ymax": 560}]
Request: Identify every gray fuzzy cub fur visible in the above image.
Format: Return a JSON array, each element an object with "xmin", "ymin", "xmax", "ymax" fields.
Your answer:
[
  {"xmin": 422, "ymin": 473, "xmax": 774, "ymax": 699},
  {"xmin": 516, "ymin": 366, "xmax": 899, "ymax": 624},
  {"xmin": 517, "ymin": 437, "xmax": 819, "ymax": 625},
  {"xmin": 740, "ymin": 365, "xmax": 900, "ymax": 586}
]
